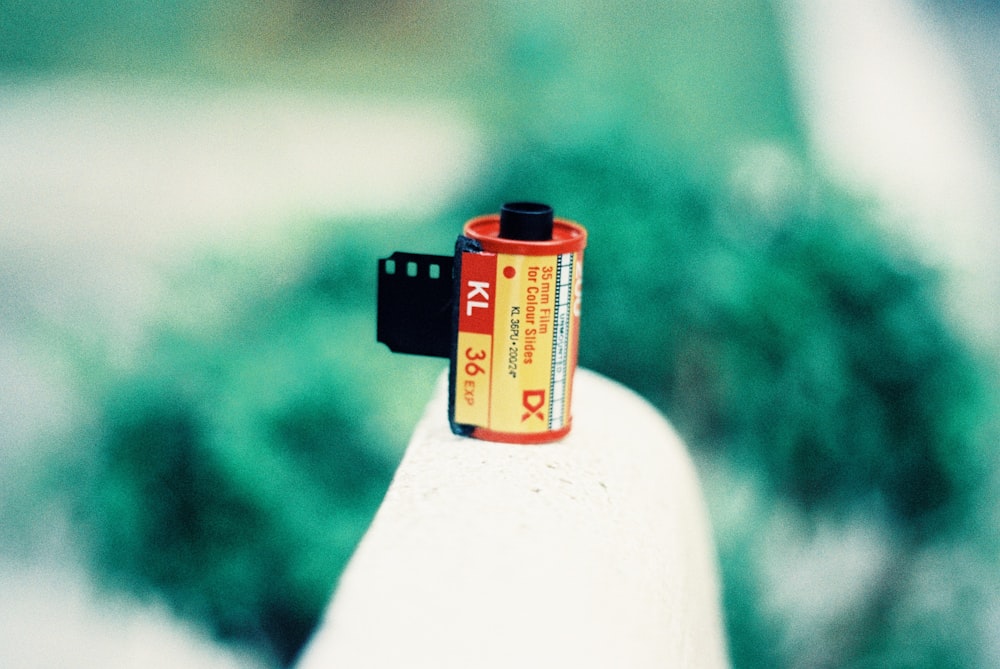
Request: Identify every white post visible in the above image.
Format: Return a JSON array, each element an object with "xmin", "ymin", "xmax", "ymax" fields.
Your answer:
[{"xmin": 296, "ymin": 368, "xmax": 729, "ymax": 668}]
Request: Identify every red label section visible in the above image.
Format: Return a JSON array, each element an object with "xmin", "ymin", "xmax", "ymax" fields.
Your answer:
[{"xmin": 458, "ymin": 252, "xmax": 497, "ymax": 335}]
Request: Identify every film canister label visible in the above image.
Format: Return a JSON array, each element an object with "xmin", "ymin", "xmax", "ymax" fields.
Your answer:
[{"xmin": 451, "ymin": 212, "xmax": 586, "ymax": 443}]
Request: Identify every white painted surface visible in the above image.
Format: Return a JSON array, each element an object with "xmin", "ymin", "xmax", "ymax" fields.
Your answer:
[{"xmin": 296, "ymin": 368, "xmax": 728, "ymax": 669}]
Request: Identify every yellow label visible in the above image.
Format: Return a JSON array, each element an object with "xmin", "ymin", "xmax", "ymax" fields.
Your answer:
[
  {"xmin": 453, "ymin": 249, "xmax": 580, "ymax": 436},
  {"xmin": 453, "ymin": 331, "xmax": 493, "ymax": 427},
  {"xmin": 491, "ymin": 253, "xmax": 554, "ymax": 432}
]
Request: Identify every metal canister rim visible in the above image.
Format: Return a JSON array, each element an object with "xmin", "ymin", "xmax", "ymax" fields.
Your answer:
[{"xmin": 463, "ymin": 215, "xmax": 587, "ymax": 256}]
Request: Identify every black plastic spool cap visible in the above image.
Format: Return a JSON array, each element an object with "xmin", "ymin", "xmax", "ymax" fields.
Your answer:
[{"xmin": 499, "ymin": 202, "xmax": 554, "ymax": 241}]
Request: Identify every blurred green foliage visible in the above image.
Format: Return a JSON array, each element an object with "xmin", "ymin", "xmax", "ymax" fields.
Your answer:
[
  {"xmin": 1, "ymin": 0, "xmax": 203, "ymax": 71},
  {"xmin": 9, "ymin": 0, "xmax": 997, "ymax": 667},
  {"xmin": 72, "ymin": 235, "xmax": 403, "ymax": 664},
  {"xmin": 459, "ymin": 125, "xmax": 985, "ymax": 529}
]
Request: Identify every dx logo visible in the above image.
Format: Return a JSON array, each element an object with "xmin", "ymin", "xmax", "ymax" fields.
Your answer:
[{"xmin": 521, "ymin": 389, "xmax": 546, "ymax": 423}]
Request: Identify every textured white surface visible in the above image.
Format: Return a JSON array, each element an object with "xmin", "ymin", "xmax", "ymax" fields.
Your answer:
[{"xmin": 297, "ymin": 368, "xmax": 728, "ymax": 668}]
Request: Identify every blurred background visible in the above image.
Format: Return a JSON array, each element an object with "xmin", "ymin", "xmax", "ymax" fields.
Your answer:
[{"xmin": 1, "ymin": 0, "xmax": 998, "ymax": 667}]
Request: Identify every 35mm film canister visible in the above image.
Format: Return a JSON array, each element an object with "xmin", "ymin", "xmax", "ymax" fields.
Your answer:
[
  {"xmin": 450, "ymin": 203, "xmax": 586, "ymax": 443},
  {"xmin": 376, "ymin": 202, "xmax": 586, "ymax": 444}
]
